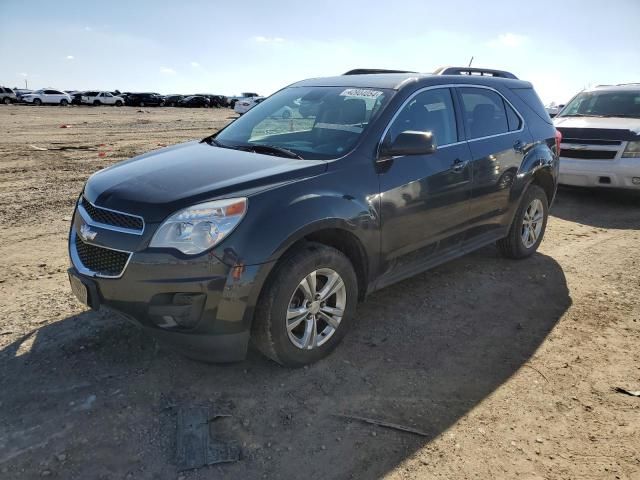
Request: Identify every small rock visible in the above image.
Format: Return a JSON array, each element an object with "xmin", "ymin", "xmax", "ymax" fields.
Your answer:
[
  {"xmin": 56, "ymin": 453, "xmax": 67, "ymax": 462},
  {"xmin": 535, "ymin": 437, "xmax": 543, "ymax": 443},
  {"xmin": 321, "ymin": 445, "xmax": 326, "ymax": 450},
  {"xmin": 41, "ymin": 470, "xmax": 52, "ymax": 477},
  {"xmin": 242, "ymin": 419, "xmax": 250, "ymax": 427},
  {"xmin": 371, "ymin": 431, "xmax": 377, "ymax": 437}
]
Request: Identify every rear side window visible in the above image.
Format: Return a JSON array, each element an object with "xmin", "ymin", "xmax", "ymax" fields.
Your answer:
[
  {"xmin": 504, "ymin": 101, "xmax": 522, "ymax": 131},
  {"xmin": 459, "ymin": 88, "xmax": 509, "ymax": 139},
  {"xmin": 511, "ymin": 87, "xmax": 552, "ymax": 124},
  {"xmin": 388, "ymin": 88, "xmax": 458, "ymax": 146}
]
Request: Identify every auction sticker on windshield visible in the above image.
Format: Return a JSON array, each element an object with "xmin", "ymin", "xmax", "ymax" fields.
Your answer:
[{"xmin": 340, "ymin": 89, "xmax": 383, "ymax": 99}]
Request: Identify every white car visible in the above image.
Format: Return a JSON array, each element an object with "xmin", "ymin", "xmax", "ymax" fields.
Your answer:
[
  {"xmin": 81, "ymin": 91, "xmax": 124, "ymax": 106},
  {"xmin": 545, "ymin": 103, "xmax": 565, "ymax": 118},
  {"xmin": 234, "ymin": 96, "xmax": 264, "ymax": 115},
  {"xmin": 21, "ymin": 89, "xmax": 72, "ymax": 106},
  {"xmin": 554, "ymin": 84, "xmax": 640, "ymax": 189}
]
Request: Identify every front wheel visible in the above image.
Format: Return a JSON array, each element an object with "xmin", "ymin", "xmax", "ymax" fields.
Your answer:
[
  {"xmin": 33, "ymin": 98, "xmax": 42, "ymax": 106},
  {"xmin": 3, "ymin": 97, "xmax": 11, "ymax": 105},
  {"xmin": 252, "ymin": 242, "xmax": 358, "ymax": 367},
  {"xmin": 497, "ymin": 184, "xmax": 548, "ymax": 259},
  {"xmin": 115, "ymin": 100, "xmax": 123, "ymax": 107}
]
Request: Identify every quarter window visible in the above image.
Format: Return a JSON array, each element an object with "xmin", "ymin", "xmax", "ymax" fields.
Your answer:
[
  {"xmin": 504, "ymin": 101, "xmax": 522, "ymax": 131},
  {"xmin": 388, "ymin": 88, "xmax": 458, "ymax": 146},
  {"xmin": 459, "ymin": 88, "xmax": 510, "ymax": 139}
]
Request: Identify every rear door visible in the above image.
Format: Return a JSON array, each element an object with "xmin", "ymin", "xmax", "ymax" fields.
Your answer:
[
  {"xmin": 378, "ymin": 87, "xmax": 473, "ymax": 284},
  {"xmin": 456, "ymin": 86, "xmax": 532, "ymax": 241}
]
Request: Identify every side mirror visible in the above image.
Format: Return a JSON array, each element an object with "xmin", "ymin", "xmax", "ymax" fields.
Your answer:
[{"xmin": 380, "ymin": 131, "xmax": 437, "ymax": 158}]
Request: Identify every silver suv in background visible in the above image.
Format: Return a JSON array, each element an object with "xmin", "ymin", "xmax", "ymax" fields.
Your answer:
[
  {"xmin": 0, "ymin": 87, "xmax": 17, "ymax": 104},
  {"xmin": 554, "ymin": 84, "xmax": 640, "ymax": 189}
]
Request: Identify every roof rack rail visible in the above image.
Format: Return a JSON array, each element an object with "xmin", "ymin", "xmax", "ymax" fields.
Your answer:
[
  {"xmin": 434, "ymin": 66, "xmax": 518, "ymax": 80},
  {"xmin": 343, "ymin": 68, "xmax": 416, "ymax": 75},
  {"xmin": 616, "ymin": 82, "xmax": 640, "ymax": 86}
]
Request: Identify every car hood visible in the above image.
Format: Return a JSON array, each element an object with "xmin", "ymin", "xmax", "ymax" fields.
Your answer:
[
  {"xmin": 554, "ymin": 116, "xmax": 640, "ymax": 140},
  {"xmin": 84, "ymin": 141, "xmax": 327, "ymax": 222}
]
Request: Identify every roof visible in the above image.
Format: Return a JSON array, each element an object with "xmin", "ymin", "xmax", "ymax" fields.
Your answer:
[{"xmin": 290, "ymin": 73, "xmax": 532, "ymax": 91}]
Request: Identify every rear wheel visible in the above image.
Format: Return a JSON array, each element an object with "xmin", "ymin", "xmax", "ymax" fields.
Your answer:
[
  {"xmin": 33, "ymin": 98, "xmax": 42, "ymax": 106},
  {"xmin": 60, "ymin": 99, "xmax": 68, "ymax": 106},
  {"xmin": 497, "ymin": 184, "xmax": 548, "ymax": 259},
  {"xmin": 93, "ymin": 100, "xmax": 101, "ymax": 106},
  {"xmin": 252, "ymin": 242, "xmax": 358, "ymax": 367},
  {"xmin": 2, "ymin": 97, "xmax": 11, "ymax": 105}
]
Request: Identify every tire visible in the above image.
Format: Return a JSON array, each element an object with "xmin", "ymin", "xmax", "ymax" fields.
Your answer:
[
  {"xmin": 2, "ymin": 97, "xmax": 10, "ymax": 105},
  {"xmin": 252, "ymin": 242, "xmax": 358, "ymax": 367},
  {"xmin": 115, "ymin": 100, "xmax": 123, "ymax": 107},
  {"xmin": 497, "ymin": 184, "xmax": 548, "ymax": 259},
  {"xmin": 93, "ymin": 100, "xmax": 101, "ymax": 106},
  {"xmin": 33, "ymin": 98, "xmax": 42, "ymax": 106},
  {"xmin": 60, "ymin": 99, "xmax": 68, "ymax": 106}
]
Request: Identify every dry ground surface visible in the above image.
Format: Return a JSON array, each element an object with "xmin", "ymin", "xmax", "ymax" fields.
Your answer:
[{"xmin": 0, "ymin": 105, "xmax": 639, "ymax": 480}]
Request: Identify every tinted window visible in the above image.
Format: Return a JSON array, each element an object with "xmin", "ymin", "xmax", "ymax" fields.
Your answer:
[
  {"xmin": 388, "ymin": 88, "xmax": 458, "ymax": 146},
  {"xmin": 459, "ymin": 88, "xmax": 509, "ymax": 139},
  {"xmin": 504, "ymin": 100, "xmax": 522, "ymax": 131},
  {"xmin": 512, "ymin": 87, "xmax": 552, "ymax": 124},
  {"xmin": 44, "ymin": 90, "xmax": 56, "ymax": 94}
]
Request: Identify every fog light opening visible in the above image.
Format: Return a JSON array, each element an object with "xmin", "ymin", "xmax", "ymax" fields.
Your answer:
[
  {"xmin": 632, "ymin": 177, "xmax": 640, "ymax": 185},
  {"xmin": 598, "ymin": 176, "xmax": 611, "ymax": 184}
]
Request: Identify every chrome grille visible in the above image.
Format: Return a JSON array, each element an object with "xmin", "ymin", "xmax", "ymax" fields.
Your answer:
[
  {"xmin": 81, "ymin": 197, "xmax": 144, "ymax": 232},
  {"xmin": 74, "ymin": 234, "xmax": 130, "ymax": 277},
  {"xmin": 560, "ymin": 149, "xmax": 617, "ymax": 160}
]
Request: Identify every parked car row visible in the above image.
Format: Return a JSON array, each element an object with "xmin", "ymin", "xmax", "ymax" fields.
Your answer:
[{"xmin": 0, "ymin": 87, "xmax": 260, "ymax": 109}]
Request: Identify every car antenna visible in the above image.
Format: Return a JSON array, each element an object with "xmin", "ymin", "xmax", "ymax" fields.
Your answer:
[{"xmin": 468, "ymin": 56, "xmax": 474, "ymax": 68}]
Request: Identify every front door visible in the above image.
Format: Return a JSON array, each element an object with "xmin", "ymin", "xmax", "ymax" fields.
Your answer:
[{"xmin": 377, "ymin": 87, "xmax": 473, "ymax": 286}]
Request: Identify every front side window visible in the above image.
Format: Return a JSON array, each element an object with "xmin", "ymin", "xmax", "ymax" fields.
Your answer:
[
  {"xmin": 459, "ymin": 88, "xmax": 509, "ymax": 139},
  {"xmin": 558, "ymin": 90, "xmax": 640, "ymax": 119},
  {"xmin": 215, "ymin": 86, "xmax": 393, "ymax": 160},
  {"xmin": 387, "ymin": 88, "xmax": 458, "ymax": 146}
]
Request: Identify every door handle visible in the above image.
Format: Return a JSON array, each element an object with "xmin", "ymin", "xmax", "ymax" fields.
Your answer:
[
  {"xmin": 513, "ymin": 140, "xmax": 525, "ymax": 153},
  {"xmin": 451, "ymin": 159, "xmax": 467, "ymax": 172}
]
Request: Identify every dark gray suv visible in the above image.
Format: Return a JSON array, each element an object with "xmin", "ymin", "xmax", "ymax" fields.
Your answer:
[{"xmin": 68, "ymin": 67, "xmax": 560, "ymax": 366}]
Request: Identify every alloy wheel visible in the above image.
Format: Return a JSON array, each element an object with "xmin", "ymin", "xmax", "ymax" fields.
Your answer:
[
  {"xmin": 521, "ymin": 198, "xmax": 544, "ymax": 248},
  {"xmin": 286, "ymin": 268, "xmax": 346, "ymax": 350}
]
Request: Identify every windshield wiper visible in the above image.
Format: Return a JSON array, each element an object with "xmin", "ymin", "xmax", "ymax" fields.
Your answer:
[
  {"xmin": 203, "ymin": 137, "xmax": 304, "ymax": 159},
  {"xmin": 243, "ymin": 144, "xmax": 304, "ymax": 160}
]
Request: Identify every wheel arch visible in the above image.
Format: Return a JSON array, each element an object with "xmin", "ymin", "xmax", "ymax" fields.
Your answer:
[{"xmin": 268, "ymin": 221, "xmax": 370, "ymax": 302}]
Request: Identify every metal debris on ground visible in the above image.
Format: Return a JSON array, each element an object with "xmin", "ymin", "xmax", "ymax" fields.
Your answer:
[
  {"xmin": 614, "ymin": 387, "xmax": 640, "ymax": 397},
  {"xmin": 333, "ymin": 413, "xmax": 430, "ymax": 437},
  {"xmin": 176, "ymin": 406, "xmax": 240, "ymax": 471}
]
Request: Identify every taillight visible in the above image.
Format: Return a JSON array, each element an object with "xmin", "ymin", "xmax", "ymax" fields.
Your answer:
[{"xmin": 555, "ymin": 129, "xmax": 562, "ymax": 154}]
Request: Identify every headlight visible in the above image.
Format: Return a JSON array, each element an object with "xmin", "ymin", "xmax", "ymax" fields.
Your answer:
[
  {"xmin": 150, "ymin": 198, "xmax": 247, "ymax": 254},
  {"xmin": 622, "ymin": 141, "xmax": 640, "ymax": 158}
]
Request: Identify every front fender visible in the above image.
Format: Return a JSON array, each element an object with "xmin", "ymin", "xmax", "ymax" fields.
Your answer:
[{"xmin": 211, "ymin": 168, "xmax": 381, "ymax": 269}]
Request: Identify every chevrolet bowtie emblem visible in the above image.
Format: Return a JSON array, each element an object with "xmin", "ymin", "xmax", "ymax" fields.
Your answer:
[{"xmin": 79, "ymin": 223, "xmax": 97, "ymax": 241}]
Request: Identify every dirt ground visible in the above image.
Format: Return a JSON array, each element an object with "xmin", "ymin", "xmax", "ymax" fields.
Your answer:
[{"xmin": 0, "ymin": 105, "xmax": 639, "ymax": 480}]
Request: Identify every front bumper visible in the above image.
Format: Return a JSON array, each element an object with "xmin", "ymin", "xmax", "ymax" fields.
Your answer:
[
  {"xmin": 559, "ymin": 156, "xmax": 640, "ymax": 189},
  {"xmin": 69, "ymin": 221, "xmax": 274, "ymax": 362}
]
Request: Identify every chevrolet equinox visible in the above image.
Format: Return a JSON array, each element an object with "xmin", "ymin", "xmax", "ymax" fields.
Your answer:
[{"xmin": 68, "ymin": 67, "xmax": 560, "ymax": 367}]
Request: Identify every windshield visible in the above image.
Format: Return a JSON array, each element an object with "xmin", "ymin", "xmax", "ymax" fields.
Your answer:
[
  {"xmin": 214, "ymin": 86, "xmax": 393, "ymax": 160},
  {"xmin": 558, "ymin": 90, "xmax": 640, "ymax": 118}
]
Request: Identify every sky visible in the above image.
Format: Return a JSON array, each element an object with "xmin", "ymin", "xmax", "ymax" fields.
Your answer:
[{"xmin": 1, "ymin": 0, "xmax": 638, "ymax": 104}]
